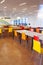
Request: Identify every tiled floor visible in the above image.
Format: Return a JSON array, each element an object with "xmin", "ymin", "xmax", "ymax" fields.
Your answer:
[{"xmin": 0, "ymin": 37, "xmax": 34, "ymax": 65}]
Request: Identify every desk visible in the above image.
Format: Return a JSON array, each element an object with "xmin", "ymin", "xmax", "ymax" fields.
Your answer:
[{"xmin": 16, "ymin": 30, "xmax": 43, "ymax": 40}]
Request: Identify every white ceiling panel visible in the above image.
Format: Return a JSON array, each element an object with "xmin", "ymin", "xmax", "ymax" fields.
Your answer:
[{"xmin": 0, "ymin": 0, "xmax": 42, "ymax": 18}]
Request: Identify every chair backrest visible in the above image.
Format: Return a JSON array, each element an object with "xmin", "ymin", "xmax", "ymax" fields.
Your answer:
[
  {"xmin": 0, "ymin": 28, "xmax": 2, "ymax": 33},
  {"xmin": 8, "ymin": 27, "xmax": 13, "ymax": 32},
  {"xmin": 14, "ymin": 30, "xmax": 18, "ymax": 37},
  {"xmin": 21, "ymin": 32, "xmax": 26, "ymax": 40},
  {"xmin": 33, "ymin": 36, "xmax": 41, "ymax": 53}
]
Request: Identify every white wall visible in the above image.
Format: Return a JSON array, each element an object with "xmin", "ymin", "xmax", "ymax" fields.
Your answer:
[
  {"xmin": 3, "ymin": 16, "xmax": 43, "ymax": 27},
  {"xmin": 27, "ymin": 14, "xmax": 43, "ymax": 27}
]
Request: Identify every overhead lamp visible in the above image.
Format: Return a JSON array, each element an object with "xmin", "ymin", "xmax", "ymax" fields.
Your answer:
[
  {"xmin": 4, "ymin": 6, "xmax": 7, "ymax": 8},
  {"xmin": 19, "ymin": 2, "xmax": 27, "ymax": 6},
  {"xmin": 17, "ymin": 17, "xmax": 21, "ymax": 19},
  {"xmin": 0, "ymin": 0, "xmax": 5, "ymax": 4},
  {"xmin": 30, "ymin": 5, "xmax": 37, "ymax": 8},
  {"xmin": 22, "ymin": 8, "xmax": 27, "ymax": 11},
  {"xmin": 21, "ymin": 8, "xmax": 27, "ymax": 13}
]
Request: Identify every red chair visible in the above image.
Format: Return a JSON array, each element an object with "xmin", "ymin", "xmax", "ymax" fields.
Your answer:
[{"xmin": 20, "ymin": 26, "xmax": 25, "ymax": 30}]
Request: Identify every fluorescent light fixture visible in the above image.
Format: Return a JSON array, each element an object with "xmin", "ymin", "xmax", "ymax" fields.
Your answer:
[
  {"xmin": 4, "ymin": 6, "xmax": 7, "ymax": 8},
  {"xmin": 17, "ymin": 17, "xmax": 21, "ymax": 19},
  {"xmin": 21, "ymin": 8, "xmax": 27, "ymax": 13},
  {"xmin": 19, "ymin": 2, "xmax": 27, "ymax": 6},
  {"xmin": 22, "ymin": 8, "xmax": 27, "ymax": 11},
  {"xmin": 30, "ymin": 5, "xmax": 37, "ymax": 8},
  {"xmin": 0, "ymin": 0, "xmax": 5, "ymax": 4}
]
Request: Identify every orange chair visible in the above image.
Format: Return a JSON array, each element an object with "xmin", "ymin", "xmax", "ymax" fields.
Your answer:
[
  {"xmin": 36, "ymin": 27, "xmax": 40, "ymax": 33},
  {"xmin": 8, "ymin": 27, "xmax": 13, "ymax": 33},
  {"xmin": 21, "ymin": 32, "xmax": 26, "ymax": 40},
  {"xmin": 8, "ymin": 27, "xmax": 13, "ymax": 37},
  {"xmin": 14, "ymin": 30, "xmax": 18, "ymax": 37},
  {"xmin": 0, "ymin": 28, "xmax": 2, "ymax": 34},
  {"xmin": 0, "ymin": 28, "xmax": 3, "ymax": 38}
]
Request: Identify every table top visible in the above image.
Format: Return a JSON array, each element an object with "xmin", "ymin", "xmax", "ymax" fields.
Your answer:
[{"xmin": 16, "ymin": 30, "xmax": 43, "ymax": 40}]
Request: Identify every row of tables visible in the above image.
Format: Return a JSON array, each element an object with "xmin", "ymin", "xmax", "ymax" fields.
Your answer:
[
  {"xmin": 0, "ymin": 26, "xmax": 43, "ymax": 40},
  {"xmin": 0, "ymin": 26, "xmax": 43, "ymax": 65},
  {"xmin": 16, "ymin": 30, "xmax": 43, "ymax": 40},
  {"xmin": 0, "ymin": 25, "xmax": 43, "ymax": 40},
  {"xmin": 16, "ymin": 30, "xmax": 43, "ymax": 65}
]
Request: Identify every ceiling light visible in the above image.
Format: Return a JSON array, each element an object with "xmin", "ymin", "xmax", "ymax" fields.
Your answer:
[
  {"xmin": 30, "ymin": 5, "xmax": 37, "ymax": 8},
  {"xmin": 21, "ymin": 8, "xmax": 27, "ymax": 13},
  {"xmin": 17, "ymin": 17, "xmax": 21, "ymax": 19},
  {"xmin": 22, "ymin": 8, "xmax": 27, "ymax": 11},
  {"xmin": 0, "ymin": 0, "xmax": 5, "ymax": 4},
  {"xmin": 19, "ymin": 2, "xmax": 27, "ymax": 6},
  {"xmin": 4, "ymin": 6, "xmax": 7, "ymax": 8}
]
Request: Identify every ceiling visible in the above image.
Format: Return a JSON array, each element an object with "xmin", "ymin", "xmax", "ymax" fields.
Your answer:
[{"xmin": 0, "ymin": 0, "xmax": 43, "ymax": 18}]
